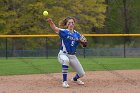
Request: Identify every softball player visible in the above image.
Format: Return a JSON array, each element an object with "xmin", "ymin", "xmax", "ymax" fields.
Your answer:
[{"xmin": 47, "ymin": 16, "xmax": 87, "ymax": 88}]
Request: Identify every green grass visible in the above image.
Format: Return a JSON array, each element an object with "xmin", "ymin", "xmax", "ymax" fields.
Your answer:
[
  {"xmin": 80, "ymin": 57, "xmax": 140, "ymax": 71},
  {"xmin": 0, "ymin": 57, "xmax": 140, "ymax": 76}
]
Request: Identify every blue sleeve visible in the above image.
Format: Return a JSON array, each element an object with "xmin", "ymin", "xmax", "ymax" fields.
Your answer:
[
  {"xmin": 59, "ymin": 29, "xmax": 67, "ymax": 38},
  {"xmin": 77, "ymin": 32, "xmax": 81, "ymax": 39}
]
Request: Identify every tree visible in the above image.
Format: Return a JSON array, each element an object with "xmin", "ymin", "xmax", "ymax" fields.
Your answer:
[
  {"xmin": 0, "ymin": 0, "xmax": 107, "ymax": 50},
  {"xmin": 45, "ymin": 0, "xmax": 107, "ymax": 33}
]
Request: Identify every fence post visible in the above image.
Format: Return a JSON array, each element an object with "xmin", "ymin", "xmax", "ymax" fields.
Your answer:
[
  {"xmin": 5, "ymin": 38, "xmax": 8, "ymax": 59},
  {"xmin": 45, "ymin": 37, "xmax": 48, "ymax": 58},
  {"xmin": 83, "ymin": 47, "xmax": 86, "ymax": 58},
  {"xmin": 123, "ymin": 37, "xmax": 126, "ymax": 58}
]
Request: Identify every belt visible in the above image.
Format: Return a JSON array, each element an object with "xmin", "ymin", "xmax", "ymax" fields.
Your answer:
[{"xmin": 63, "ymin": 51, "xmax": 75, "ymax": 55}]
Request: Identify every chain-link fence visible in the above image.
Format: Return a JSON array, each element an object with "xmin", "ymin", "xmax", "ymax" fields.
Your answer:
[{"xmin": 0, "ymin": 36, "xmax": 140, "ymax": 59}]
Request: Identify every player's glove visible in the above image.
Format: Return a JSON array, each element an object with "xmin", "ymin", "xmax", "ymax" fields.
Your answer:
[{"xmin": 79, "ymin": 35, "xmax": 87, "ymax": 47}]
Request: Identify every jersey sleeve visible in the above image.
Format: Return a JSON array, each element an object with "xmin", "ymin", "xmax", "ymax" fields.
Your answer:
[
  {"xmin": 59, "ymin": 29, "xmax": 67, "ymax": 38},
  {"xmin": 76, "ymin": 31, "xmax": 81, "ymax": 39}
]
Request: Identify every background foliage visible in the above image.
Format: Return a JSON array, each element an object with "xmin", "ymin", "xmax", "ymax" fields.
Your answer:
[
  {"xmin": 0, "ymin": 0, "xmax": 107, "ymax": 34},
  {"xmin": 0, "ymin": 0, "xmax": 140, "ymax": 49}
]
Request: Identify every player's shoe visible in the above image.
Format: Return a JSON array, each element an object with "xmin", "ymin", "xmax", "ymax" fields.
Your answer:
[
  {"xmin": 62, "ymin": 81, "xmax": 70, "ymax": 88},
  {"xmin": 71, "ymin": 78, "xmax": 84, "ymax": 85}
]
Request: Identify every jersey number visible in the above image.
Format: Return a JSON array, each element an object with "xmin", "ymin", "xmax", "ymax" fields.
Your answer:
[{"xmin": 71, "ymin": 41, "xmax": 75, "ymax": 46}]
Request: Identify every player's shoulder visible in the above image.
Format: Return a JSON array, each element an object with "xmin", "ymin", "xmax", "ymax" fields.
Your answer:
[
  {"xmin": 74, "ymin": 30, "xmax": 80, "ymax": 34},
  {"xmin": 59, "ymin": 29, "xmax": 69, "ymax": 33},
  {"xmin": 60, "ymin": 29, "xmax": 68, "ymax": 32},
  {"xmin": 74, "ymin": 30, "xmax": 79, "ymax": 33},
  {"xmin": 59, "ymin": 29, "xmax": 69, "ymax": 35}
]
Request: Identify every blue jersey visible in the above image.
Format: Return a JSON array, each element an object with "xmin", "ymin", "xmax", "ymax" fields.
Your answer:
[{"xmin": 59, "ymin": 29, "xmax": 81, "ymax": 54}]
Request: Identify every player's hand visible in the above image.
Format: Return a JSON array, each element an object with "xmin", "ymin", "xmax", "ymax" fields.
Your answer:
[{"xmin": 47, "ymin": 18, "xmax": 53, "ymax": 24}]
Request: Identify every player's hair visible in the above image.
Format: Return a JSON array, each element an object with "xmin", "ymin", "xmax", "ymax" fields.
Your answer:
[{"xmin": 59, "ymin": 16, "xmax": 77, "ymax": 27}]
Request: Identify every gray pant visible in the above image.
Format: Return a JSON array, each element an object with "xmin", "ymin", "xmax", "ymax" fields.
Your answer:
[{"xmin": 58, "ymin": 50, "xmax": 85, "ymax": 77}]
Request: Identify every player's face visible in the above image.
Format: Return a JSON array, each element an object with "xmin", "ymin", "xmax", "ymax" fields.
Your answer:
[{"xmin": 66, "ymin": 19, "xmax": 75, "ymax": 31}]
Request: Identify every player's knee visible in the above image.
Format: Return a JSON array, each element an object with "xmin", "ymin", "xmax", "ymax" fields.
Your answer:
[{"xmin": 62, "ymin": 58, "xmax": 70, "ymax": 66}]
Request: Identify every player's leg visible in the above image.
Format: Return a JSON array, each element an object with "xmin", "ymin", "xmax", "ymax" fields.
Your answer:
[
  {"xmin": 68, "ymin": 55, "xmax": 85, "ymax": 84},
  {"xmin": 58, "ymin": 51, "xmax": 70, "ymax": 87}
]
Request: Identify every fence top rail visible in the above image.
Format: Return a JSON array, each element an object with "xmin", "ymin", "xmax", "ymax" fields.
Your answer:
[{"xmin": 0, "ymin": 34, "xmax": 140, "ymax": 38}]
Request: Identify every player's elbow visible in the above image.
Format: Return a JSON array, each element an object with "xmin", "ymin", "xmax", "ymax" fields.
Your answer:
[{"xmin": 53, "ymin": 27, "xmax": 60, "ymax": 34}]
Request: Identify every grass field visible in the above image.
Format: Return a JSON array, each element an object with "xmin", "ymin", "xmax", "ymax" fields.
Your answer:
[{"xmin": 0, "ymin": 57, "xmax": 140, "ymax": 76}]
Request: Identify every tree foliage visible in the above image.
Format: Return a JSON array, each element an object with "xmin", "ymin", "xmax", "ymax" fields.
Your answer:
[
  {"xmin": 0, "ymin": 0, "xmax": 107, "ymax": 34},
  {"xmin": 0, "ymin": 0, "xmax": 140, "ymax": 50},
  {"xmin": 0, "ymin": 0, "xmax": 107, "ymax": 50},
  {"xmin": 103, "ymin": 0, "xmax": 140, "ymax": 47}
]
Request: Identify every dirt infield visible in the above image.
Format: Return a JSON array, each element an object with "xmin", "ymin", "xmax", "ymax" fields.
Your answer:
[{"xmin": 0, "ymin": 70, "xmax": 140, "ymax": 93}]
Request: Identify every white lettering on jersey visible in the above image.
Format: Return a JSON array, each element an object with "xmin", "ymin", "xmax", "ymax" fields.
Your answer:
[{"xmin": 67, "ymin": 36, "xmax": 76, "ymax": 40}]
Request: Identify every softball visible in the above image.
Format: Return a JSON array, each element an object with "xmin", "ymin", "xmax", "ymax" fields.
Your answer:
[{"xmin": 43, "ymin": 11, "xmax": 48, "ymax": 16}]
